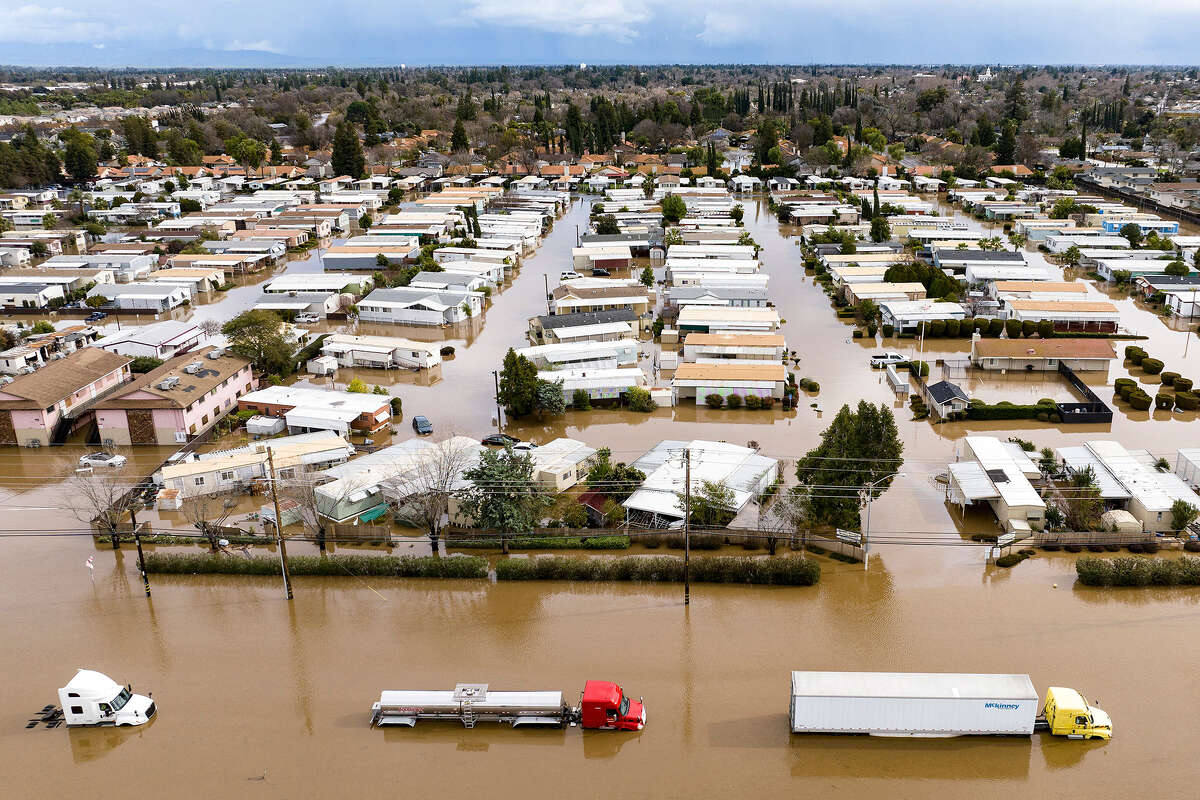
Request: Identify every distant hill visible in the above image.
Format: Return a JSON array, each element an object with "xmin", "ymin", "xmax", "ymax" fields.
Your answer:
[{"xmin": 0, "ymin": 44, "xmax": 324, "ymax": 69}]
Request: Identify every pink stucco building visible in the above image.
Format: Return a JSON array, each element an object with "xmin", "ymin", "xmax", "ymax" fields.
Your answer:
[
  {"xmin": 94, "ymin": 346, "xmax": 256, "ymax": 446},
  {"xmin": 0, "ymin": 348, "xmax": 132, "ymax": 446}
]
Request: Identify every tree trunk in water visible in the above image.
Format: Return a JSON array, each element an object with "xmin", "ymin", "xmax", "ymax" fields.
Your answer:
[
  {"xmin": 429, "ymin": 528, "xmax": 440, "ymax": 557},
  {"xmin": 317, "ymin": 524, "xmax": 326, "ymax": 553},
  {"xmin": 501, "ymin": 534, "xmax": 509, "ymax": 555},
  {"xmin": 111, "ymin": 528, "xmax": 120, "ymax": 550}
]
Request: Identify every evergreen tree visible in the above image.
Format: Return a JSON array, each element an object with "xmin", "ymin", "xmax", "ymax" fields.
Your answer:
[
  {"xmin": 331, "ymin": 121, "xmax": 366, "ymax": 178},
  {"xmin": 995, "ymin": 121, "xmax": 1017, "ymax": 164},
  {"xmin": 450, "ymin": 119, "xmax": 469, "ymax": 152}
]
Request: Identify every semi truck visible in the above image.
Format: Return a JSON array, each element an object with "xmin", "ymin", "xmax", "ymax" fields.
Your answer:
[
  {"xmin": 369, "ymin": 680, "xmax": 645, "ymax": 731},
  {"xmin": 789, "ymin": 671, "xmax": 1111, "ymax": 740},
  {"xmin": 58, "ymin": 670, "xmax": 156, "ymax": 727}
]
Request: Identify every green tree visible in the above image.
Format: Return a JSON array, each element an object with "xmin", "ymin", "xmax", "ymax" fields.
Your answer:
[
  {"xmin": 681, "ymin": 480, "xmax": 736, "ymax": 527},
  {"xmin": 794, "ymin": 401, "xmax": 904, "ymax": 531},
  {"xmin": 458, "ymin": 449, "xmax": 553, "ymax": 553},
  {"xmin": 1165, "ymin": 260, "xmax": 1189, "ymax": 277},
  {"xmin": 639, "ymin": 265, "xmax": 654, "ymax": 287},
  {"xmin": 660, "ymin": 194, "xmax": 687, "ymax": 224},
  {"xmin": 1061, "ymin": 245, "xmax": 1082, "ymax": 266},
  {"xmin": 331, "ymin": 121, "xmax": 366, "ymax": 178},
  {"xmin": 534, "ymin": 378, "xmax": 566, "ymax": 416},
  {"xmin": 85, "ymin": 294, "xmax": 107, "ymax": 307},
  {"xmin": 498, "ymin": 348, "xmax": 538, "ymax": 416},
  {"xmin": 346, "ymin": 378, "xmax": 368, "ymax": 393},
  {"xmin": 594, "ymin": 214, "xmax": 620, "ymax": 235},
  {"xmin": 63, "ymin": 133, "xmax": 98, "ymax": 183},
  {"xmin": 1062, "ymin": 466, "xmax": 1103, "ymax": 532},
  {"xmin": 870, "ymin": 216, "xmax": 891, "ymax": 243},
  {"xmin": 1058, "ymin": 136, "xmax": 1084, "ymax": 159},
  {"xmin": 1170, "ymin": 500, "xmax": 1198, "ymax": 532},
  {"xmin": 30, "ymin": 319, "xmax": 55, "ymax": 334},
  {"xmin": 450, "ymin": 119, "xmax": 469, "ymax": 152},
  {"xmin": 585, "ymin": 447, "xmax": 646, "ymax": 502},
  {"xmin": 129, "ymin": 356, "xmax": 164, "ymax": 373},
  {"xmin": 1119, "ymin": 222, "xmax": 1143, "ymax": 248},
  {"xmin": 221, "ymin": 309, "xmax": 297, "ymax": 377},
  {"xmin": 994, "ymin": 121, "xmax": 1017, "ymax": 164}
]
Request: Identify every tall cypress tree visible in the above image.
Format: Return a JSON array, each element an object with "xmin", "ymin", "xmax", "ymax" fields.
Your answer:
[{"xmin": 332, "ymin": 121, "xmax": 366, "ymax": 178}]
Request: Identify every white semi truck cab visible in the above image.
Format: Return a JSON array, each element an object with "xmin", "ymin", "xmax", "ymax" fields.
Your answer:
[{"xmin": 58, "ymin": 670, "xmax": 156, "ymax": 727}]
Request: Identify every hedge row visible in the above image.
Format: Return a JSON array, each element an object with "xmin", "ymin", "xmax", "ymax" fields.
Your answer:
[
  {"xmin": 967, "ymin": 398, "xmax": 1061, "ymax": 421},
  {"xmin": 449, "ymin": 536, "xmax": 630, "ymax": 550},
  {"xmin": 495, "ymin": 554, "xmax": 821, "ymax": 585},
  {"xmin": 142, "ymin": 553, "xmax": 489, "ymax": 578},
  {"xmin": 1076, "ymin": 555, "xmax": 1200, "ymax": 587}
]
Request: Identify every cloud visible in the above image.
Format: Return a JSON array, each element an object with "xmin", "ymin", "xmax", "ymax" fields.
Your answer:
[
  {"xmin": 225, "ymin": 39, "xmax": 284, "ymax": 54},
  {"xmin": 460, "ymin": 0, "xmax": 654, "ymax": 41},
  {"xmin": 0, "ymin": 3, "xmax": 128, "ymax": 43}
]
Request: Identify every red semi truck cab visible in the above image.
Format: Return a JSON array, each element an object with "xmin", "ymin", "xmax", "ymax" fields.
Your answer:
[{"xmin": 580, "ymin": 680, "xmax": 645, "ymax": 731}]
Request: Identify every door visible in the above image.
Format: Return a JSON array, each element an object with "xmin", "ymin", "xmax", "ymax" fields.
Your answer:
[{"xmin": 127, "ymin": 410, "xmax": 157, "ymax": 445}]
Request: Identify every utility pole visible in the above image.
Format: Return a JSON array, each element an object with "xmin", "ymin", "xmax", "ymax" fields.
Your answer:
[
  {"xmin": 267, "ymin": 449, "xmax": 294, "ymax": 600},
  {"xmin": 492, "ymin": 370, "xmax": 503, "ymax": 433},
  {"xmin": 683, "ymin": 448, "xmax": 691, "ymax": 606},
  {"xmin": 543, "ymin": 273, "xmax": 551, "ymax": 314},
  {"xmin": 128, "ymin": 500, "xmax": 150, "ymax": 598}
]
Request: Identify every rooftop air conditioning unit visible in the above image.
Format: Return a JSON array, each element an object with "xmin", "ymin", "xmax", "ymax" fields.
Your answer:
[
  {"xmin": 158, "ymin": 376, "xmax": 181, "ymax": 390},
  {"xmin": 183, "ymin": 361, "xmax": 204, "ymax": 374},
  {"xmin": 207, "ymin": 349, "xmax": 224, "ymax": 359}
]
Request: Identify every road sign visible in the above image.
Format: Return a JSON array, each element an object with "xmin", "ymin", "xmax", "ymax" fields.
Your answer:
[
  {"xmin": 836, "ymin": 528, "xmax": 862, "ymax": 545},
  {"xmin": 997, "ymin": 533, "xmax": 1016, "ymax": 548}
]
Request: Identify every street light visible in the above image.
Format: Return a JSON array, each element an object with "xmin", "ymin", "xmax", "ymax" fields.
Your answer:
[{"xmin": 862, "ymin": 471, "xmax": 906, "ymax": 571}]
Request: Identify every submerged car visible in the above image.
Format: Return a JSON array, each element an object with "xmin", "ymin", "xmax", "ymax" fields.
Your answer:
[
  {"xmin": 870, "ymin": 352, "xmax": 906, "ymax": 368},
  {"xmin": 79, "ymin": 452, "xmax": 128, "ymax": 468},
  {"xmin": 482, "ymin": 433, "xmax": 521, "ymax": 447},
  {"xmin": 85, "ymin": 311, "xmax": 107, "ymax": 322},
  {"xmin": 411, "ymin": 415, "xmax": 433, "ymax": 435}
]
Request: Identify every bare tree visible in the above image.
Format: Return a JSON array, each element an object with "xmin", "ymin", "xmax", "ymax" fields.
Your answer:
[
  {"xmin": 381, "ymin": 435, "xmax": 479, "ymax": 553},
  {"xmin": 284, "ymin": 470, "xmax": 332, "ymax": 551},
  {"xmin": 759, "ymin": 486, "xmax": 813, "ymax": 555},
  {"xmin": 182, "ymin": 489, "xmax": 238, "ymax": 551},
  {"xmin": 198, "ymin": 318, "xmax": 222, "ymax": 339},
  {"xmin": 68, "ymin": 465, "xmax": 137, "ymax": 550}
]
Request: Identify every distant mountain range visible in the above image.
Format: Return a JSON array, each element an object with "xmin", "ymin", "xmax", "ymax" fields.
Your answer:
[{"xmin": 0, "ymin": 44, "xmax": 326, "ymax": 69}]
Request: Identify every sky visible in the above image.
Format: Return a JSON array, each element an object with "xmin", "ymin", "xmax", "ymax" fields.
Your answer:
[{"xmin": 1, "ymin": 1, "xmax": 1199, "ymax": 67}]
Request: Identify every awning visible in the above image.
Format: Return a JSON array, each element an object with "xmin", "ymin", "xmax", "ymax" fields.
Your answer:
[{"xmin": 359, "ymin": 503, "xmax": 389, "ymax": 523}]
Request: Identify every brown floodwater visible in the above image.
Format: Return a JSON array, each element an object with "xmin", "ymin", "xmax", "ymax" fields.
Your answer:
[
  {"xmin": 5, "ymin": 193, "xmax": 1200, "ymax": 796},
  {"xmin": 4, "ymin": 527, "xmax": 1200, "ymax": 798}
]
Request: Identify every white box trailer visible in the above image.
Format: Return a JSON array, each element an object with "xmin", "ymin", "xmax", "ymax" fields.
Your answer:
[{"xmin": 789, "ymin": 671, "xmax": 1040, "ymax": 737}]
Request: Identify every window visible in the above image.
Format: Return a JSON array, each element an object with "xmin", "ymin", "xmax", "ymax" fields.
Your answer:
[
  {"xmin": 220, "ymin": 471, "xmax": 235, "ymax": 481},
  {"xmin": 194, "ymin": 477, "xmax": 205, "ymax": 486},
  {"xmin": 70, "ymin": 706, "xmax": 83, "ymax": 715},
  {"xmin": 279, "ymin": 468, "xmax": 295, "ymax": 479}
]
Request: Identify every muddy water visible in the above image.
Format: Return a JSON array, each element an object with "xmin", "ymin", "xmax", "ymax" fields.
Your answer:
[
  {"xmin": 5, "ymin": 193, "xmax": 1200, "ymax": 796},
  {"xmin": 4, "ymin": 529, "xmax": 1200, "ymax": 798}
]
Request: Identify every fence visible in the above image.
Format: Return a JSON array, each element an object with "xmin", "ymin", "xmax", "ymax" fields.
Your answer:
[
  {"xmin": 327, "ymin": 522, "xmax": 393, "ymax": 542},
  {"xmin": 1056, "ymin": 361, "xmax": 1113, "ymax": 423}
]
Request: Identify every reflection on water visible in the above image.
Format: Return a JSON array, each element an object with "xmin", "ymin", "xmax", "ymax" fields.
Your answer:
[
  {"xmin": 785, "ymin": 733, "xmax": 1033, "ymax": 780},
  {"xmin": 68, "ymin": 725, "xmax": 152, "ymax": 764}
]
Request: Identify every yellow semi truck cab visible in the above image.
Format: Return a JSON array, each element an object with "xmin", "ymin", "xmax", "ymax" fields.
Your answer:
[{"xmin": 1042, "ymin": 687, "xmax": 1112, "ymax": 740}]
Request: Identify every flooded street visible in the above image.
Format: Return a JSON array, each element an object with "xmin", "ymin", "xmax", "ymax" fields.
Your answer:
[
  {"xmin": 5, "ymin": 529, "xmax": 1200, "ymax": 798},
  {"xmin": 4, "ymin": 191, "xmax": 1200, "ymax": 797}
]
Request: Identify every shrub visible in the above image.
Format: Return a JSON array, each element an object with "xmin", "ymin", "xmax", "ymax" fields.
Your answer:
[
  {"xmin": 1155, "ymin": 393, "xmax": 1175, "ymax": 410},
  {"xmin": 1076, "ymin": 555, "xmax": 1200, "ymax": 587},
  {"xmin": 744, "ymin": 394, "xmax": 762, "ymax": 410},
  {"xmin": 494, "ymin": 554, "xmax": 821, "ymax": 586},
  {"xmin": 626, "ymin": 386, "xmax": 657, "ymax": 413},
  {"xmin": 973, "ymin": 318, "xmax": 988, "ymax": 333},
  {"xmin": 867, "ymin": 322, "xmax": 878, "ymax": 337},
  {"xmin": 944, "ymin": 319, "xmax": 961, "ymax": 337},
  {"xmin": 929, "ymin": 320, "xmax": 946, "ymax": 337},
  {"xmin": 705, "ymin": 393, "xmax": 724, "ymax": 409},
  {"xmin": 572, "ymin": 389, "xmax": 592, "ymax": 410},
  {"xmin": 909, "ymin": 360, "xmax": 930, "ymax": 377},
  {"xmin": 440, "ymin": 345, "xmax": 456, "ymax": 357},
  {"xmin": 1037, "ymin": 320, "xmax": 1055, "ymax": 338},
  {"xmin": 1128, "ymin": 391, "xmax": 1152, "ymax": 411},
  {"xmin": 143, "ymin": 553, "xmax": 488, "ymax": 579},
  {"xmin": 1174, "ymin": 377, "xmax": 1193, "ymax": 393},
  {"xmin": 1127, "ymin": 347, "xmax": 1148, "ymax": 366},
  {"xmin": 1175, "ymin": 391, "xmax": 1199, "ymax": 411},
  {"xmin": 1003, "ymin": 319, "xmax": 1022, "ymax": 338},
  {"xmin": 1124, "ymin": 345, "xmax": 1144, "ymax": 360},
  {"xmin": 882, "ymin": 323, "xmax": 894, "ymax": 337},
  {"xmin": 1021, "ymin": 320, "xmax": 1038, "ymax": 337},
  {"xmin": 1161, "ymin": 371, "xmax": 1180, "ymax": 386},
  {"xmin": 996, "ymin": 553, "xmax": 1027, "ymax": 568},
  {"xmin": 725, "ymin": 393, "xmax": 743, "ymax": 409},
  {"xmin": 987, "ymin": 318, "xmax": 1005, "ymax": 337},
  {"xmin": 1114, "ymin": 377, "xmax": 1135, "ymax": 394},
  {"xmin": 1141, "ymin": 358, "xmax": 1164, "ymax": 375}
]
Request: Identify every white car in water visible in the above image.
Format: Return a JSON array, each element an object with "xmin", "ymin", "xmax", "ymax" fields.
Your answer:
[
  {"xmin": 870, "ymin": 352, "xmax": 906, "ymax": 368},
  {"xmin": 79, "ymin": 452, "xmax": 128, "ymax": 469}
]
